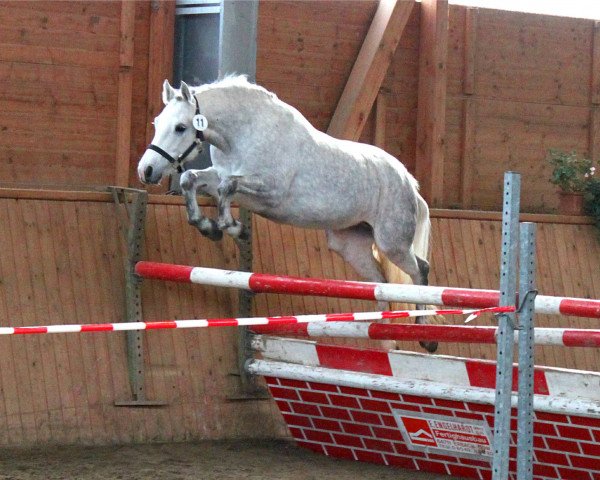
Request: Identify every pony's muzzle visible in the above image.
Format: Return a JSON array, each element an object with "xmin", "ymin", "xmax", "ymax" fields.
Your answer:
[{"xmin": 144, "ymin": 166, "xmax": 154, "ymax": 183}]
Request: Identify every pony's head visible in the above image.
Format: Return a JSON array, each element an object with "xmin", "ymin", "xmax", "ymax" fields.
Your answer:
[{"xmin": 137, "ymin": 80, "xmax": 206, "ymax": 184}]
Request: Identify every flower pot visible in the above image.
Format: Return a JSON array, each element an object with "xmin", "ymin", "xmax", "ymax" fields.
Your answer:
[{"xmin": 558, "ymin": 191, "xmax": 585, "ymax": 216}]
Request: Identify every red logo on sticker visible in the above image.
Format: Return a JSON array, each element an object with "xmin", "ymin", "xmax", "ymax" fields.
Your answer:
[{"xmin": 400, "ymin": 416, "xmax": 437, "ymax": 446}]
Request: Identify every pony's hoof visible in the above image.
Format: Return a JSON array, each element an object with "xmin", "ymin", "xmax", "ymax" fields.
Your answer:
[
  {"xmin": 420, "ymin": 341, "xmax": 438, "ymax": 353},
  {"xmin": 237, "ymin": 225, "xmax": 250, "ymax": 241},
  {"xmin": 196, "ymin": 218, "xmax": 223, "ymax": 241},
  {"xmin": 201, "ymin": 228, "xmax": 223, "ymax": 241},
  {"xmin": 217, "ymin": 218, "xmax": 236, "ymax": 231}
]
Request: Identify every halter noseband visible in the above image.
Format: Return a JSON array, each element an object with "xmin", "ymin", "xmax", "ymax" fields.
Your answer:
[{"xmin": 147, "ymin": 96, "xmax": 206, "ymax": 174}]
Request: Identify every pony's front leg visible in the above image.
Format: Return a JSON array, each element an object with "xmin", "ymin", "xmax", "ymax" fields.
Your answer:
[
  {"xmin": 180, "ymin": 169, "xmax": 223, "ymax": 241},
  {"xmin": 216, "ymin": 177, "xmax": 250, "ymax": 240}
]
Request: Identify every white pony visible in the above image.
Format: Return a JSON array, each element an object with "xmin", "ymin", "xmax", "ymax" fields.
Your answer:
[{"xmin": 137, "ymin": 76, "xmax": 436, "ymax": 352}]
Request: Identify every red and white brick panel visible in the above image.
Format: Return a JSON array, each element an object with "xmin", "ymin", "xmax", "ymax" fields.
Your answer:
[
  {"xmin": 249, "ymin": 337, "xmax": 600, "ymax": 480},
  {"xmin": 135, "ymin": 261, "xmax": 600, "ymax": 319}
]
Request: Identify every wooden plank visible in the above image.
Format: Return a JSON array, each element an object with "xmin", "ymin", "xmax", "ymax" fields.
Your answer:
[
  {"xmin": 291, "ymin": 227, "xmax": 318, "ymax": 313},
  {"xmin": 460, "ymin": 97, "xmax": 475, "ymax": 208},
  {"xmin": 463, "ymin": 7, "xmax": 477, "ymax": 95},
  {"xmin": 0, "ymin": 43, "xmax": 118, "ymax": 69},
  {"xmin": 415, "ymin": 0, "xmax": 448, "ymax": 207},
  {"xmin": 253, "ymin": 217, "xmax": 285, "ymax": 318},
  {"xmin": 162, "ymin": 208, "xmax": 201, "ymax": 438},
  {"xmin": 154, "ymin": 204, "xmax": 186, "ymax": 438},
  {"xmin": 259, "ymin": 1, "xmax": 377, "ymax": 29},
  {"xmin": 0, "ymin": 24, "xmax": 120, "ymax": 54},
  {"xmin": 145, "ymin": 0, "xmax": 175, "ymax": 145},
  {"xmin": 0, "ymin": 202, "xmax": 25, "ymax": 445},
  {"xmin": 266, "ymin": 222, "xmax": 296, "ymax": 316},
  {"xmin": 76, "ymin": 203, "xmax": 121, "ymax": 443},
  {"xmin": 26, "ymin": 202, "xmax": 68, "ymax": 444},
  {"xmin": 115, "ymin": 0, "xmax": 136, "ymax": 186},
  {"xmin": 589, "ymin": 106, "xmax": 600, "ymax": 162},
  {"xmin": 0, "ymin": 2, "xmax": 120, "ymax": 32},
  {"xmin": 590, "ymin": 21, "xmax": 600, "ymax": 105},
  {"xmin": 327, "ymin": 0, "xmax": 414, "ymax": 141},
  {"xmin": 90, "ymin": 202, "xmax": 134, "ymax": 443},
  {"xmin": 95, "ymin": 203, "xmax": 141, "ymax": 443},
  {"xmin": 49, "ymin": 203, "xmax": 95, "ymax": 443},
  {"xmin": 62, "ymin": 202, "xmax": 107, "ymax": 443},
  {"xmin": 6, "ymin": 201, "xmax": 50, "ymax": 443},
  {"xmin": 3, "ymin": 1, "xmax": 121, "ymax": 18},
  {"xmin": 175, "ymin": 207, "xmax": 220, "ymax": 438},
  {"xmin": 374, "ymin": 92, "xmax": 387, "ymax": 149},
  {"xmin": 142, "ymin": 205, "xmax": 176, "ymax": 439}
]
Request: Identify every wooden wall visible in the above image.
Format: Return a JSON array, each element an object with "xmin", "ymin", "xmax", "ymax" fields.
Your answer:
[
  {"xmin": 0, "ymin": 1, "xmax": 156, "ymax": 189},
  {"xmin": 257, "ymin": 2, "xmax": 600, "ymax": 212},
  {"xmin": 0, "ymin": 193, "xmax": 598, "ymax": 446}
]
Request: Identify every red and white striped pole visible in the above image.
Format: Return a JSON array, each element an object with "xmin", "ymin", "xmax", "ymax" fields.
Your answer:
[
  {"xmin": 0, "ymin": 306, "xmax": 508, "ymax": 336},
  {"xmin": 250, "ymin": 322, "xmax": 600, "ymax": 347},
  {"xmin": 3, "ymin": 308, "xmax": 600, "ymax": 347},
  {"xmin": 135, "ymin": 261, "xmax": 600, "ymax": 319}
]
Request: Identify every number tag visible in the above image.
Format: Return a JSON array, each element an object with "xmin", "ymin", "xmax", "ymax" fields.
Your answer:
[{"xmin": 192, "ymin": 114, "xmax": 208, "ymax": 131}]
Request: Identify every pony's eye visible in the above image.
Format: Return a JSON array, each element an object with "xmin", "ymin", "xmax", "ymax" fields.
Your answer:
[{"xmin": 175, "ymin": 124, "xmax": 186, "ymax": 133}]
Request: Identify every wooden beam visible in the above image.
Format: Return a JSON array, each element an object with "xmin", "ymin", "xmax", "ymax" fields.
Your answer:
[
  {"xmin": 589, "ymin": 106, "xmax": 600, "ymax": 162},
  {"xmin": 327, "ymin": 0, "xmax": 414, "ymax": 141},
  {"xmin": 115, "ymin": 1, "xmax": 136, "ymax": 187},
  {"xmin": 374, "ymin": 92, "xmax": 387, "ymax": 149},
  {"xmin": 463, "ymin": 7, "xmax": 478, "ymax": 95},
  {"xmin": 415, "ymin": 0, "xmax": 448, "ymax": 207},
  {"xmin": 146, "ymin": 0, "xmax": 176, "ymax": 145},
  {"xmin": 592, "ymin": 21, "xmax": 600, "ymax": 105},
  {"xmin": 590, "ymin": 22, "xmax": 600, "ymax": 162},
  {"xmin": 460, "ymin": 97, "xmax": 475, "ymax": 208}
]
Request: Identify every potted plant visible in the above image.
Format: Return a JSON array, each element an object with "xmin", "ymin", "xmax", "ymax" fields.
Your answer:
[{"xmin": 547, "ymin": 149, "xmax": 596, "ymax": 215}]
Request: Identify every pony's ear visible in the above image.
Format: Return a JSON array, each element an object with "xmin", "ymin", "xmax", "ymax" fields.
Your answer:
[
  {"xmin": 162, "ymin": 79, "xmax": 176, "ymax": 105},
  {"xmin": 180, "ymin": 81, "xmax": 195, "ymax": 104}
]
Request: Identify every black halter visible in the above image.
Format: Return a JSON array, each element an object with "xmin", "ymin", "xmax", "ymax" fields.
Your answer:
[{"xmin": 147, "ymin": 96, "xmax": 206, "ymax": 174}]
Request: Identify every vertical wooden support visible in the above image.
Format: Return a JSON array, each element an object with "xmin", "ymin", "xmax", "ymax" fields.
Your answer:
[
  {"xmin": 589, "ymin": 21, "xmax": 600, "ymax": 161},
  {"xmin": 115, "ymin": 1, "xmax": 136, "ymax": 187},
  {"xmin": 589, "ymin": 107, "xmax": 600, "ymax": 162},
  {"xmin": 327, "ymin": 0, "xmax": 414, "ymax": 141},
  {"xmin": 460, "ymin": 98, "xmax": 475, "ymax": 208},
  {"xmin": 374, "ymin": 92, "xmax": 387, "ymax": 149},
  {"xmin": 591, "ymin": 21, "xmax": 600, "ymax": 106},
  {"xmin": 463, "ymin": 7, "xmax": 477, "ymax": 95},
  {"xmin": 146, "ymin": 1, "xmax": 176, "ymax": 145},
  {"xmin": 460, "ymin": 7, "xmax": 477, "ymax": 208},
  {"xmin": 415, "ymin": 0, "xmax": 448, "ymax": 207}
]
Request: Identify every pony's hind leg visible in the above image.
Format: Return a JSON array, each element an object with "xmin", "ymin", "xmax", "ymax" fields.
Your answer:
[
  {"xmin": 180, "ymin": 169, "xmax": 223, "ymax": 241},
  {"xmin": 326, "ymin": 225, "xmax": 388, "ymax": 311}
]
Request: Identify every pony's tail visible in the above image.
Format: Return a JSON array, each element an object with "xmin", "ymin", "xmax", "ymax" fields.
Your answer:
[{"xmin": 412, "ymin": 191, "xmax": 431, "ymax": 261}]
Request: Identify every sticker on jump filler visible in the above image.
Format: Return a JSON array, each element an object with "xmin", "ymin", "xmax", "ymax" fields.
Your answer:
[
  {"xmin": 192, "ymin": 114, "xmax": 208, "ymax": 131},
  {"xmin": 393, "ymin": 409, "xmax": 493, "ymax": 459}
]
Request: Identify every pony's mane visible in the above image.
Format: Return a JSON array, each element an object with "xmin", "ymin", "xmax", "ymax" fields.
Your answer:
[{"xmin": 192, "ymin": 74, "xmax": 277, "ymax": 100}]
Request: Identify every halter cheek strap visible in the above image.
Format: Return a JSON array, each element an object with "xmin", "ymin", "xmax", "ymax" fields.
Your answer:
[{"xmin": 147, "ymin": 96, "xmax": 205, "ymax": 174}]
